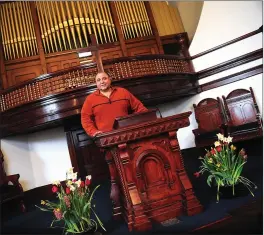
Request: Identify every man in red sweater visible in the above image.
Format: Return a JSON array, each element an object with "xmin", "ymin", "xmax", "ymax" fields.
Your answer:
[{"xmin": 81, "ymin": 72, "xmax": 148, "ymax": 137}]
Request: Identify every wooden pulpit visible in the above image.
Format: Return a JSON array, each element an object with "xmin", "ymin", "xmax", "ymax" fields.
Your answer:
[{"xmin": 95, "ymin": 110, "xmax": 203, "ymax": 231}]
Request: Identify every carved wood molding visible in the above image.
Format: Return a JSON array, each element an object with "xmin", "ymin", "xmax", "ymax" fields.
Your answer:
[
  {"xmin": 197, "ymin": 49, "xmax": 263, "ymax": 79},
  {"xmin": 199, "ymin": 65, "xmax": 263, "ymax": 92},
  {"xmin": 95, "ymin": 112, "xmax": 191, "ymax": 147}
]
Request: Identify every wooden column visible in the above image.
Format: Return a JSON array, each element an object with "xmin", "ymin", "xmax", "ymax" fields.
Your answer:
[
  {"xmin": 29, "ymin": 2, "xmax": 47, "ymax": 74},
  {"xmin": 109, "ymin": 2, "xmax": 127, "ymax": 57},
  {"xmin": 144, "ymin": 2, "xmax": 164, "ymax": 54},
  {"xmin": 91, "ymin": 35, "xmax": 103, "ymax": 73}
]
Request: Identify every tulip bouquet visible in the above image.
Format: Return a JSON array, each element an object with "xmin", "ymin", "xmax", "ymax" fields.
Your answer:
[
  {"xmin": 36, "ymin": 168, "xmax": 105, "ymax": 234},
  {"xmin": 194, "ymin": 133, "xmax": 257, "ymax": 202}
]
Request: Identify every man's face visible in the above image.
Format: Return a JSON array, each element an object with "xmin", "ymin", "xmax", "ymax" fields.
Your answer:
[{"xmin": 95, "ymin": 72, "xmax": 111, "ymax": 92}]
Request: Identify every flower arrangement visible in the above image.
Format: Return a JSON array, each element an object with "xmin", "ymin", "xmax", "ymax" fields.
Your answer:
[
  {"xmin": 194, "ymin": 133, "xmax": 257, "ymax": 202},
  {"xmin": 36, "ymin": 168, "xmax": 105, "ymax": 234}
]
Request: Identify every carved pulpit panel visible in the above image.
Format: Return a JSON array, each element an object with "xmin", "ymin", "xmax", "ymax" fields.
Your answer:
[{"xmin": 95, "ymin": 111, "xmax": 203, "ymax": 231}]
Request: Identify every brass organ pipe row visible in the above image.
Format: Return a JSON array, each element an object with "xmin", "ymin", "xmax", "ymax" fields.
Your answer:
[
  {"xmin": 12, "ymin": 2, "xmax": 23, "ymax": 57},
  {"xmin": 50, "ymin": 1, "xmax": 63, "ymax": 51},
  {"xmin": 26, "ymin": 2, "xmax": 38, "ymax": 54},
  {"xmin": 65, "ymin": 1, "xmax": 78, "ymax": 49},
  {"xmin": 71, "ymin": 1, "xmax": 83, "ymax": 48},
  {"xmin": 16, "ymin": 3, "xmax": 26, "ymax": 57},
  {"xmin": 5, "ymin": 4, "xmax": 15, "ymax": 59},
  {"xmin": 36, "ymin": 1, "xmax": 49, "ymax": 53},
  {"xmin": 35, "ymin": 1, "xmax": 118, "ymax": 52},
  {"xmin": 59, "ymin": 1, "xmax": 72, "ymax": 49},
  {"xmin": 54, "ymin": 2, "xmax": 67, "ymax": 50},
  {"xmin": 114, "ymin": 1, "xmax": 152, "ymax": 40},
  {"xmin": 19, "ymin": 2, "xmax": 29, "ymax": 57},
  {"xmin": 23, "ymin": 2, "xmax": 34, "ymax": 55},
  {"xmin": 103, "ymin": 1, "xmax": 117, "ymax": 41},
  {"xmin": 81, "ymin": 1, "xmax": 92, "ymax": 35},
  {"xmin": 122, "ymin": 2, "xmax": 136, "ymax": 38},
  {"xmin": 0, "ymin": 6, "xmax": 9, "ymax": 59},
  {"xmin": 46, "ymin": 1, "xmax": 59, "ymax": 51},
  {"xmin": 115, "ymin": 2, "xmax": 128, "ymax": 39},
  {"xmin": 96, "ymin": 1, "xmax": 107, "ymax": 43},
  {"xmin": 139, "ymin": 2, "xmax": 152, "ymax": 35},
  {"xmin": 41, "ymin": 2, "xmax": 55, "ymax": 52},
  {"xmin": 102, "ymin": 1, "xmax": 117, "ymax": 42},
  {"xmin": 0, "ymin": 1, "xmax": 153, "ymax": 60},
  {"xmin": 86, "ymin": 1, "xmax": 99, "ymax": 43},
  {"xmin": 135, "ymin": 2, "xmax": 148, "ymax": 35},
  {"xmin": 8, "ymin": 3, "xmax": 20, "ymax": 58},
  {"xmin": 0, "ymin": 2, "xmax": 38, "ymax": 60},
  {"xmin": 128, "ymin": 2, "xmax": 139, "ymax": 37},
  {"xmin": 76, "ymin": 1, "xmax": 89, "ymax": 46},
  {"xmin": 119, "ymin": 2, "xmax": 133, "ymax": 38},
  {"xmin": 35, "ymin": 2, "xmax": 47, "ymax": 53},
  {"xmin": 99, "ymin": 1, "xmax": 110, "ymax": 42},
  {"xmin": 132, "ymin": 2, "xmax": 145, "ymax": 37},
  {"xmin": 91, "ymin": 1, "xmax": 103, "ymax": 43}
]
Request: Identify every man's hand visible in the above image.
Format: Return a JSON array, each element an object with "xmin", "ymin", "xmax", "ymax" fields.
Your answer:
[{"xmin": 93, "ymin": 131, "xmax": 103, "ymax": 137}]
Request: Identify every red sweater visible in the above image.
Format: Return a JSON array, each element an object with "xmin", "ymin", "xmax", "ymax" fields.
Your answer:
[{"xmin": 81, "ymin": 87, "xmax": 147, "ymax": 136}]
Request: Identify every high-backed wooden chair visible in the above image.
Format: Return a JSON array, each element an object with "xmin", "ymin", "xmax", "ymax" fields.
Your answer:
[
  {"xmin": 222, "ymin": 87, "xmax": 263, "ymax": 143},
  {"xmin": 192, "ymin": 97, "xmax": 226, "ymax": 147},
  {"xmin": 0, "ymin": 150, "xmax": 26, "ymax": 212}
]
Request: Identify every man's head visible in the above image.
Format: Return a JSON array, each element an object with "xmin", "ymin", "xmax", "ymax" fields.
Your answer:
[{"xmin": 95, "ymin": 72, "xmax": 112, "ymax": 92}]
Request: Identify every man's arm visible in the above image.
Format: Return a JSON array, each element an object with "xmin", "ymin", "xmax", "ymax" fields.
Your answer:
[
  {"xmin": 81, "ymin": 98, "xmax": 100, "ymax": 137},
  {"xmin": 126, "ymin": 90, "xmax": 148, "ymax": 113}
]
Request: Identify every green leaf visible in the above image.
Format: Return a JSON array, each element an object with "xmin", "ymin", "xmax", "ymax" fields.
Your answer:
[
  {"xmin": 83, "ymin": 202, "xmax": 91, "ymax": 214},
  {"xmin": 206, "ymin": 175, "xmax": 214, "ymax": 187}
]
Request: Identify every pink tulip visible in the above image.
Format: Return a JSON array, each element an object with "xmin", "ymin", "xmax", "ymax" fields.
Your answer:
[{"xmin": 52, "ymin": 186, "xmax": 58, "ymax": 193}]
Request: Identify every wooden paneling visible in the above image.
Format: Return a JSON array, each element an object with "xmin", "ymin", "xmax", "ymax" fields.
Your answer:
[
  {"xmin": 126, "ymin": 38, "xmax": 159, "ymax": 56},
  {"xmin": 4, "ymin": 58, "xmax": 42, "ymax": 88},
  {"xmin": 46, "ymin": 52, "xmax": 80, "ymax": 73},
  {"xmin": 99, "ymin": 46, "xmax": 122, "ymax": 61}
]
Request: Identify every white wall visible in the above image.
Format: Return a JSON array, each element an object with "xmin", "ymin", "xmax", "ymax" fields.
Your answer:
[
  {"xmin": 28, "ymin": 127, "xmax": 72, "ymax": 188},
  {"xmin": 157, "ymin": 1, "xmax": 263, "ymax": 149},
  {"xmin": 1, "ymin": 126, "xmax": 72, "ymax": 191},
  {"xmin": 1, "ymin": 136, "xmax": 34, "ymax": 190}
]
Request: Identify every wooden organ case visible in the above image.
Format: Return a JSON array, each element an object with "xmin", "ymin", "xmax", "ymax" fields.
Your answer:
[{"xmin": 95, "ymin": 110, "xmax": 203, "ymax": 231}]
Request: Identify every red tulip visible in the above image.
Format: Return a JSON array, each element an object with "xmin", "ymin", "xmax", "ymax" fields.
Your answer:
[
  {"xmin": 80, "ymin": 181, "xmax": 85, "ymax": 188},
  {"xmin": 216, "ymin": 146, "xmax": 222, "ymax": 152},
  {"xmin": 65, "ymin": 187, "xmax": 71, "ymax": 195},
  {"xmin": 211, "ymin": 149, "xmax": 216, "ymax": 155},
  {"xmin": 85, "ymin": 179, "xmax": 91, "ymax": 186},
  {"xmin": 194, "ymin": 172, "xmax": 200, "ymax": 178},
  {"xmin": 52, "ymin": 186, "xmax": 58, "ymax": 193}
]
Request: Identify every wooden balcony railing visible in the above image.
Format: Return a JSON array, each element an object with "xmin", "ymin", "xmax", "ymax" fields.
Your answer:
[{"xmin": 0, "ymin": 55, "xmax": 191, "ymax": 112}]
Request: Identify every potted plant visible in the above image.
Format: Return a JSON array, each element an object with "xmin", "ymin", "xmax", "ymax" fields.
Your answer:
[
  {"xmin": 194, "ymin": 133, "xmax": 257, "ymax": 202},
  {"xmin": 36, "ymin": 167, "xmax": 105, "ymax": 234}
]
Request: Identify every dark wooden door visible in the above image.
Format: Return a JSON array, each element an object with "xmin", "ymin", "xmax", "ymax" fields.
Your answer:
[{"xmin": 64, "ymin": 116, "xmax": 109, "ymax": 181}]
